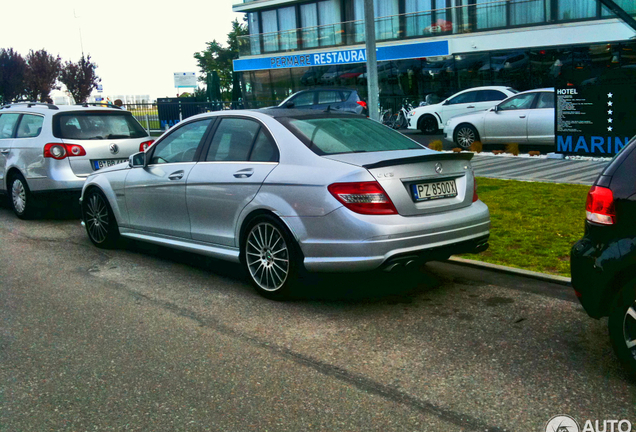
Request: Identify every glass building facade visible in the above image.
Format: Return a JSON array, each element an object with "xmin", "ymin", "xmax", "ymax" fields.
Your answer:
[{"xmin": 234, "ymin": 0, "xmax": 636, "ymax": 109}]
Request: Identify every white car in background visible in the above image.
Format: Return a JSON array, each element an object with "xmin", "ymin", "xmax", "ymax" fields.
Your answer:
[
  {"xmin": 443, "ymin": 88, "xmax": 555, "ymax": 148},
  {"xmin": 407, "ymin": 86, "xmax": 517, "ymax": 134}
]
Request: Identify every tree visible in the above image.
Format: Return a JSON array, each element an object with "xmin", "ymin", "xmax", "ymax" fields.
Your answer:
[
  {"xmin": 59, "ymin": 55, "xmax": 101, "ymax": 104},
  {"xmin": 194, "ymin": 18, "xmax": 247, "ymax": 101},
  {"xmin": 25, "ymin": 49, "xmax": 62, "ymax": 102},
  {"xmin": 0, "ymin": 48, "xmax": 27, "ymax": 104}
]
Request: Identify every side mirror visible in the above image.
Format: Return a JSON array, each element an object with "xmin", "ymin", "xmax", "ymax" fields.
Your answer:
[
  {"xmin": 129, "ymin": 151, "xmax": 146, "ymax": 168},
  {"xmin": 493, "ymin": 105, "xmax": 499, "ymax": 113},
  {"xmin": 284, "ymin": 101, "xmax": 295, "ymax": 108}
]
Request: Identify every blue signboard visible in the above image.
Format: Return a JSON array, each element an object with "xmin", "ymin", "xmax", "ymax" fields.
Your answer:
[{"xmin": 233, "ymin": 40, "xmax": 449, "ymax": 72}]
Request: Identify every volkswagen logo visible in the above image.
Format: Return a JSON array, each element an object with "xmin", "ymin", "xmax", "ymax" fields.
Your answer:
[
  {"xmin": 435, "ymin": 162, "xmax": 443, "ymax": 174},
  {"xmin": 109, "ymin": 143, "xmax": 119, "ymax": 155}
]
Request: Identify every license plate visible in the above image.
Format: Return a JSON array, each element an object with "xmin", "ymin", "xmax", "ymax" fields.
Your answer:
[
  {"xmin": 93, "ymin": 159, "xmax": 127, "ymax": 170},
  {"xmin": 411, "ymin": 179, "xmax": 458, "ymax": 202}
]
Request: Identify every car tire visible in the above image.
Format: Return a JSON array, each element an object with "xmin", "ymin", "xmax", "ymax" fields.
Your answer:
[
  {"xmin": 242, "ymin": 214, "xmax": 300, "ymax": 300},
  {"xmin": 9, "ymin": 173, "xmax": 37, "ymax": 219},
  {"xmin": 454, "ymin": 124, "xmax": 480, "ymax": 149},
  {"xmin": 418, "ymin": 115, "xmax": 439, "ymax": 135},
  {"xmin": 609, "ymin": 282, "xmax": 636, "ymax": 377},
  {"xmin": 82, "ymin": 188, "xmax": 120, "ymax": 249}
]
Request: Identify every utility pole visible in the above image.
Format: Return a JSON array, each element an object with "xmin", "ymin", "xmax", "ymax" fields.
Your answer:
[{"xmin": 364, "ymin": 0, "xmax": 380, "ymax": 121}]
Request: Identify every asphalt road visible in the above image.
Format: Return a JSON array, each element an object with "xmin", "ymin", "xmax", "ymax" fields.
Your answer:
[{"xmin": 1, "ymin": 204, "xmax": 634, "ymax": 431}]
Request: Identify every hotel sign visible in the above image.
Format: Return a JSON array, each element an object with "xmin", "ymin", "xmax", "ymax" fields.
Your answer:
[{"xmin": 233, "ymin": 40, "xmax": 449, "ymax": 72}]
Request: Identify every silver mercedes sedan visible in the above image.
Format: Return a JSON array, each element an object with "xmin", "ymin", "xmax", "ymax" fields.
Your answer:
[{"xmin": 80, "ymin": 109, "xmax": 490, "ymax": 298}]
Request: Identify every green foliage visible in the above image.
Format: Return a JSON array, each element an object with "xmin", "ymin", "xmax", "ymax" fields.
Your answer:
[
  {"xmin": 25, "ymin": 49, "xmax": 62, "ymax": 102},
  {"xmin": 0, "ymin": 48, "xmax": 27, "ymax": 103},
  {"xmin": 463, "ymin": 178, "xmax": 590, "ymax": 276},
  {"xmin": 194, "ymin": 18, "xmax": 247, "ymax": 101},
  {"xmin": 59, "ymin": 55, "xmax": 101, "ymax": 104}
]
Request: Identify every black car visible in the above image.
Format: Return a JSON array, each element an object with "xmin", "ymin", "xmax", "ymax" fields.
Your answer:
[
  {"xmin": 277, "ymin": 88, "xmax": 368, "ymax": 116},
  {"xmin": 571, "ymin": 136, "xmax": 636, "ymax": 375}
]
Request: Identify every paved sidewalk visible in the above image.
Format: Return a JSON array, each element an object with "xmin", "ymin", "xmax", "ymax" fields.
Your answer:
[{"xmin": 471, "ymin": 154, "xmax": 609, "ymax": 185}]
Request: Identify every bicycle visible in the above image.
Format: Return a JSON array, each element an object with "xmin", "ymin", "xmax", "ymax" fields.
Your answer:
[{"xmin": 390, "ymin": 100, "xmax": 415, "ymax": 129}]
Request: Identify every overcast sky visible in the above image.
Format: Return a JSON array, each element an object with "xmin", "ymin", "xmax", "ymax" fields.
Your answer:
[{"xmin": 3, "ymin": 0, "xmax": 244, "ymax": 100}]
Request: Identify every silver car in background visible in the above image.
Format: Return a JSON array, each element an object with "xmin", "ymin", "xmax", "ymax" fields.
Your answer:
[
  {"xmin": 0, "ymin": 103, "xmax": 153, "ymax": 218},
  {"xmin": 444, "ymin": 88, "xmax": 555, "ymax": 148},
  {"xmin": 80, "ymin": 109, "xmax": 490, "ymax": 299}
]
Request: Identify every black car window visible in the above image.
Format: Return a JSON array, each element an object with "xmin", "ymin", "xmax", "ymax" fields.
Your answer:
[
  {"xmin": 318, "ymin": 91, "xmax": 340, "ymax": 104},
  {"xmin": 536, "ymin": 92, "xmax": 555, "ymax": 109},
  {"xmin": 54, "ymin": 112, "xmax": 148, "ymax": 140},
  {"xmin": 446, "ymin": 91, "xmax": 478, "ymax": 105},
  {"xmin": 0, "ymin": 113, "xmax": 21, "ymax": 139},
  {"xmin": 16, "ymin": 114, "xmax": 44, "ymax": 138},
  {"xmin": 150, "ymin": 119, "xmax": 212, "ymax": 164},
  {"xmin": 497, "ymin": 93, "xmax": 536, "ymax": 111},
  {"xmin": 206, "ymin": 118, "xmax": 260, "ymax": 162},
  {"xmin": 290, "ymin": 92, "xmax": 314, "ymax": 107},
  {"xmin": 250, "ymin": 130, "xmax": 279, "ymax": 162},
  {"xmin": 285, "ymin": 117, "xmax": 423, "ymax": 155},
  {"xmin": 477, "ymin": 90, "xmax": 507, "ymax": 102}
]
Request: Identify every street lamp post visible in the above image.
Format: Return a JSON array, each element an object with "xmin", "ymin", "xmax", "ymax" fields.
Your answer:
[{"xmin": 364, "ymin": 0, "xmax": 380, "ymax": 121}]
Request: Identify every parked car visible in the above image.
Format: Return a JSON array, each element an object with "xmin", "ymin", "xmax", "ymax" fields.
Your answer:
[
  {"xmin": 80, "ymin": 109, "xmax": 490, "ymax": 299},
  {"xmin": 277, "ymin": 88, "xmax": 368, "ymax": 116},
  {"xmin": 570, "ymin": 136, "xmax": 636, "ymax": 376},
  {"xmin": 407, "ymin": 86, "xmax": 517, "ymax": 134},
  {"xmin": 443, "ymin": 88, "xmax": 555, "ymax": 148},
  {"xmin": 0, "ymin": 102, "xmax": 153, "ymax": 219}
]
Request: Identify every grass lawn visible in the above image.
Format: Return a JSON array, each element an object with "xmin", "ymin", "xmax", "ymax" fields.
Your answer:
[{"xmin": 463, "ymin": 177, "xmax": 591, "ymax": 277}]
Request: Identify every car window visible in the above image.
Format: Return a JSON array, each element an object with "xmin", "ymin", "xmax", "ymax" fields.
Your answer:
[
  {"xmin": 206, "ymin": 118, "xmax": 260, "ymax": 162},
  {"xmin": 285, "ymin": 117, "xmax": 423, "ymax": 155},
  {"xmin": 290, "ymin": 92, "xmax": 314, "ymax": 107},
  {"xmin": 318, "ymin": 91, "xmax": 341, "ymax": 104},
  {"xmin": 54, "ymin": 112, "xmax": 148, "ymax": 140},
  {"xmin": 497, "ymin": 93, "xmax": 537, "ymax": 111},
  {"xmin": 340, "ymin": 91, "xmax": 352, "ymax": 101},
  {"xmin": 150, "ymin": 119, "xmax": 212, "ymax": 164},
  {"xmin": 536, "ymin": 92, "xmax": 555, "ymax": 109},
  {"xmin": 477, "ymin": 90, "xmax": 508, "ymax": 102},
  {"xmin": 250, "ymin": 130, "xmax": 278, "ymax": 162},
  {"xmin": 446, "ymin": 91, "xmax": 478, "ymax": 105},
  {"xmin": 16, "ymin": 114, "xmax": 44, "ymax": 138},
  {"xmin": 0, "ymin": 114, "xmax": 21, "ymax": 139}
]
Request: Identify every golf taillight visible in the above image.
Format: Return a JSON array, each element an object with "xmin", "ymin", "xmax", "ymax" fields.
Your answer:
[
  {"xmin": 328, "ymin": 181, "xmax": 397, "ymax": 215},
  {"xmin": 586, "ymin": 185, "xmax": 615, "ymax": 225},
  {"xmin": 44, "ymin": 143, "xmax": 86, "ymax": 160},
  {"xmin": 472, "ymin": 178, "xmax": 479, "ymax": 203},
  {"xmin": 357, "ymin": 100, "xmax": 368, "ymax": 109},
  {"xmin": 140, "ymin": 140, "xmax": 155, "ymax": 152}
]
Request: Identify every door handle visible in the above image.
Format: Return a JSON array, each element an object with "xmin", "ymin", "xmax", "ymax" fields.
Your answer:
[
  {"xmin": 519, "ymin": 115, "xmax": 526, "ymax": 118},
  {"xmin": 168, "ymin": 170, "xmax": 184, "ymax": 180},
  {"xmin": 233, "ymin": 168, "xmax": 254, "ymax": 178},
  {"xmin": 0, "ymin": 149, "xmax": 9, "ymax": 154},
  {"xmin": 467, "ymin": 105, "xmax": 475, "ymax": 109}
]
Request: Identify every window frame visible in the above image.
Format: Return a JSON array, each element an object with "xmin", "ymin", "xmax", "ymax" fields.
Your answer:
[
  {"xmin": 200, "ymin": 116, "xmax": 280, "ymax": 164},
  {"xmin": 146, "ymin": 118, "xmax": 215, "ymax": 165},
  {"xmin": 15, "ymin": 113, "xmax": 45, "ymax": 139}
]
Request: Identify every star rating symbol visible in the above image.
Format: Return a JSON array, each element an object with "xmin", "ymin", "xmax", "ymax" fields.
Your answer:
[
  {"xmin": 608, "ymin": 101, "xmax": 613, "ymax": 106},
  {"xmin": 608, "ymin": 110, "xmax": 613, "ymax": 115},
  {"xmin": 608, "ymin": 126, "xmax": 613, "ymax": 131},
  {"xmin": 608, "ymin": 92, "xmax": 613, "ymax": 98},
  {"xmin": 608, "ymin": 118, "xmax": 613, "ymax": 123}
]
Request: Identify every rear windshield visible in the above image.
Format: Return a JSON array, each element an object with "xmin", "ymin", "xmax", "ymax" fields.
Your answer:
[
  {"xmin": 283, "ymin": 117, "xmax": 423, "ymax": 155},
  {"xmin": 53, "ymin": 111, "xmax": 148, "ymax": 140}
]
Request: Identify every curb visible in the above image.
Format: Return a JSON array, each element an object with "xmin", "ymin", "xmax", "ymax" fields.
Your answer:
[{"xmin": 447, "ymin": 257, "xmax": 572, "ymax": 287}]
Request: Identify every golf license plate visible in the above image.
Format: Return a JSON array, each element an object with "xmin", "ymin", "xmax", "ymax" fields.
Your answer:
[
  {"xmin": 93, "ymin": 159, "xmax": 127, "ymax": 170},
  {"xmin": 411, "ymin": 179, "xmax": 458, "ymax": 202}
]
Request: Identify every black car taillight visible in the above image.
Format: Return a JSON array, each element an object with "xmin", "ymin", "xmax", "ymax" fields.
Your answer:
[{"xmin": 586, "ymin": 185, "xmax": 615, "ymax": 225}]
